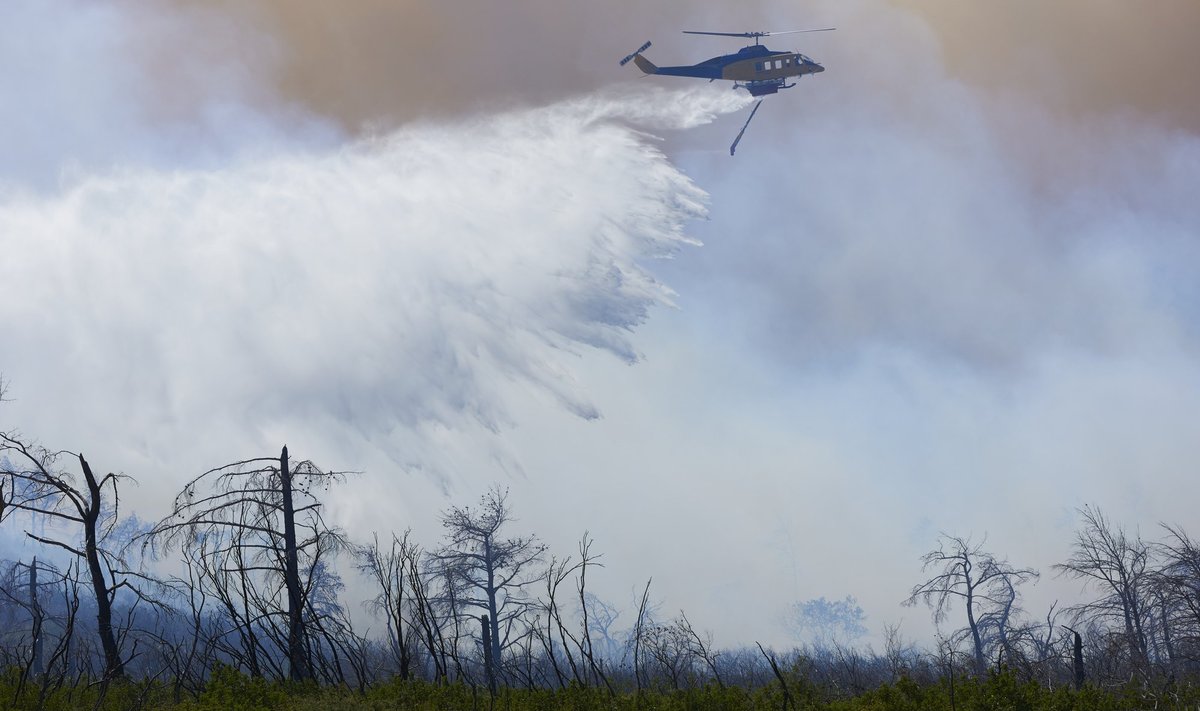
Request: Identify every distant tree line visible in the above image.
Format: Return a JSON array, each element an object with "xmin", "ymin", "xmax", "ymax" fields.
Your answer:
[{"xmin": 2, "ymin": 384, "xmax": 1200, "ymax": 708}]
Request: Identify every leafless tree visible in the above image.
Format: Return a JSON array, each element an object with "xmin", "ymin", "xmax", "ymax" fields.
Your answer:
[
  {"xmin": 582, "ymin": 592, "xmax": 622, "ymax": 663},
  {"xmin": 1055, "ymin": 505, "xmax": 1153, "ymax": 680},
  {"xmin": 30, "ymin": 562, "xmax": 83, "ymax": 708},
  {"xmin": 1154, "ymin": 523, "xmax": 1200, "ymax": 670},
  {"xmin": 357, "ymin": 530, "xmax": 422, "ymax": 680},
  {"xmin": 434, "ymin": 486, "xmax": 545, "ymax": 682},
  {"xmin": 0, "ymin": 558, "xmax": 45, "ymax": 700},
  {"xmin": 676, "ymin": 611, "xmax": 723, "ymax": 688},
  {"xmin": 152, "ymin": 545, "xmax": 220, "ymax": 701},
  {"xmin": 146, "ymin": 445, "xmax": 349, "ymax": 682},
  {"xmin": 881, "ymin": 623, "xmax": 922, "ymax": 682},
  {"xmin": 756, "ymin": 642, "xmax": 793, "ymax": 711},
  {"xmin": 642, "ymin": 615, "xmax": 708, "ymax": 690},
  {"xmin": 535, "ymin": 535, "xmax": 612, "ymax": 691},
  {"xmin": 539, "ymin": 554, "xmax": 584, "ymax": 687},
  {"xmin": 574, "ymin": 535, "xmax": 607, "ymax": 688},
  {"xmin": 904, "ymin": 533, "xmax": 1039, "ymax": 676},
  {"xmin": 401, "ymin": 542, "xmax": 453, "ymax": 683},
  {"xmin": 631, "ymin": 578, "xmax": 653, "ymax": 693},
  {"xmin": 0, "ymin": 434, "xmax": 148, "ymax": 681}
]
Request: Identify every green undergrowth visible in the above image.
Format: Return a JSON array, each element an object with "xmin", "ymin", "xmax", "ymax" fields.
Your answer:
[{"xmin": 0, "ymin": 667, "xmax": 1195, "ymax": 711}]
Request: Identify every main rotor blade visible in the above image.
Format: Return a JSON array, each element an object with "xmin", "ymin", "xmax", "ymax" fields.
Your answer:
[
  {"xmin": 762, "ymin": 28, "xmax": 836, "ymax": 35},
  {"xmin": 683, "ymin": 28, "xmax": 835, "ymax": 38},
  {"xmin": 683, "ymin": 31, "xmax": 765, "ymax": 38}
]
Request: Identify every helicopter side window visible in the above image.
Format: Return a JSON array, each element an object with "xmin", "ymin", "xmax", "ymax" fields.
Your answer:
[{"xmin": 774, "ymin": 59, "xmax": 783, "ymax": 69}]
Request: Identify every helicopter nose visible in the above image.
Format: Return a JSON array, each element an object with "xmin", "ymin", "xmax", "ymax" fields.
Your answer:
[{"xmin": 811, "ymin": 63, "xmax": 825, "ymax": 73}]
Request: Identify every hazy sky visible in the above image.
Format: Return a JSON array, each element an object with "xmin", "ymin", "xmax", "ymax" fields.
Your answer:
[{"xmin": 2, "ymin": 0, "xmax": 1198, "ymax": 648}]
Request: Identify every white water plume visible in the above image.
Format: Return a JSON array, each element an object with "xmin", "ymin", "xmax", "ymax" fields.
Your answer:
[
  {"xmin": 0, "ymin": 85, "xmax": 746, "ymax": 486},
  {"xmin": 566, "ymin": 84, "xmax": 756, "ymax": 130}
]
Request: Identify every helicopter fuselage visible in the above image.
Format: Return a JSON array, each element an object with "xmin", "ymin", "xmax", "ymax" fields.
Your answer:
[
  {"xmin": 619, "ymin": 30, "xmax": 831, "ymax": 154},
  {"xmin": 631, "ymin": 44, "xmax": 824, "ymax": 96}
]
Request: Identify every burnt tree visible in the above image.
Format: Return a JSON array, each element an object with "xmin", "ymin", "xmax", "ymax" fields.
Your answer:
[
  {"xmin": 358, "ymin": 531, "xmax": 426, "ymax": 680},
  {"xmin": 905, "ymin": 534, "xmax": 1039, "ymax": 676},
  {"xmin": 147, "ymin": 445, "xmax": 347, "ymax": 682},
  {"xmin": 435, "ymin": 486, "xmax": 545, "ymax": 681},
  {"xmin": 1056, "ymin": 506, "xmax": 1153, "ymax": 679},
  {"xmin": 0, "ymin": 434, "xmax": 137, "ymax": 681}
]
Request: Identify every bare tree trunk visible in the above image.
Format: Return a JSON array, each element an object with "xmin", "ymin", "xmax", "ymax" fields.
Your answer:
[
  {"xmin": 1159, "ymin": 593, "xmax": 1176, "ymax": 680},
  {"xmin": 959, "ymin": 562, "xmax": 986, "ymax": 677},
  {"xmin": 406, "ymin": 551, "xmax": 447, "ymax": 682},
  {"xmin": 279, "ymin": 446, "xmax": 311, "ymax": 682},
  {"xmin": 79, "ymin": 455, "xmax": 124, "ymax": 680},
  {"xmin": 574, "ymin": 535, "xmax": 612, "ymax": 693},
  {"xmin": 482, "ymin": 537, "xmax": 503, "ymax": 676},
  {"xmin": 756, "ymin": 643, "xmax": 791, "ymax": 711},
  {"xmin": 480, "ymin": 615, "xmax": 497, "ymax": 694},
  {"xmin": 1066, "ymin": 627, "xmax": 1085, "ymax": 690},
  {"xmin": 30, "ymin": 558, "xmax": 42, "ymax": 678},
  {"xmin": 965, "ymin": 595, "xmax": 985, "ymax": 676},
  {"xmin": 633, "ymin": 579, "xmax": 651, "ymax": 696}
]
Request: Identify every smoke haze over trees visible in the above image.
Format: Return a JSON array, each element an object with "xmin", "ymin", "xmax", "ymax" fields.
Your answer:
[{"xmin": 3, "ymin": 419, "xmax": 1200, "ymax": 706}]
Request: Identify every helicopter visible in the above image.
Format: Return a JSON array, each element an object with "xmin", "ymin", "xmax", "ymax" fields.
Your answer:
[{"xmin": 619, "ymin": 29, "xmax": 833, "ymax": 155}]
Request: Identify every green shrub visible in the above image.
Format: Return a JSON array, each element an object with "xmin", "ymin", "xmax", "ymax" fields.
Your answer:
[{"xmin": 188, "ymin": 665, "xmax": 288, "ymax": 711}]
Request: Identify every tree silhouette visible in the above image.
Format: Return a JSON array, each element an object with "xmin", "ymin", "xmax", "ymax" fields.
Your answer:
[
  {"xmin": 435, "ymin": 486, "xmax": 545, "ymax": 681},
  {"xmin": 147, "ymin": 445, "xmax": 348, "ymax": 681},
  {"xmin": 0, "ymin": 434, "xmax": 139, "ymax": 681},
  {"xmin": 905, "ymin": 534, "xmax": 1038, "ymax": 676},
  {"xmin": 1056, "ymin": 506, "xmax": 1153, "ymax": 679}
]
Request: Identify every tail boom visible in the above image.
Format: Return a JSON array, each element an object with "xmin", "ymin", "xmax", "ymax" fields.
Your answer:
[{"xmin": 632, "ymin": 54, "xmax": 659, "ymax": 74}]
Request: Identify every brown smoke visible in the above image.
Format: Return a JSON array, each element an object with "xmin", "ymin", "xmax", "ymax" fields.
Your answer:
[
  {"xmin": 174, "ymin": 1, "xmax": 1200, "ymax": 138},
  {"xmin": 195, "ymin": 0, "xmax": 745, "ymax": 129},
  {"xmin": 890, "ymin": 0, "xmax": 1200, "ymax": 130}
]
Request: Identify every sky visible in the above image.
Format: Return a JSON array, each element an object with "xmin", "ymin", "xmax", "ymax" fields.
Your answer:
[{"xmin": 2, "ymin": 0, "xmax": 1199, "ymax": 649}]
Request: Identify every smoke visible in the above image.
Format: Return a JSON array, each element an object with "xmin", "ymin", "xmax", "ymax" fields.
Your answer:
[
  {"xmin": 5, "ymin": 0, "xmax": 1200, "ymax": 649},
  {"xmin": 186, "ymin": 0, "xmax": 777, "ymax": 129},
  {"xmin": 0, "ymin": 0, "xmax": 759, "ymax": 632},
  {"xmin": 0, "ymin": 0, "xmax": 339, "ymax": 192},
  {"xmin": 635, "ymin": 0, "xmax": 1200, "ymax": 642},
  {"xmin": 673, "ymin": 0, "xmax": 1200, "ymax": 369},
  {"xmin": 891, "ymin": 0, "xmax": 1200, "ymax": 132}
]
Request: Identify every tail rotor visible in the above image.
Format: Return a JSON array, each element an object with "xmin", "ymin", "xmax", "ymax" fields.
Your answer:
[{"xmin": 619, "ymin": 41, "xmax": 652, "ymax": 66}]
